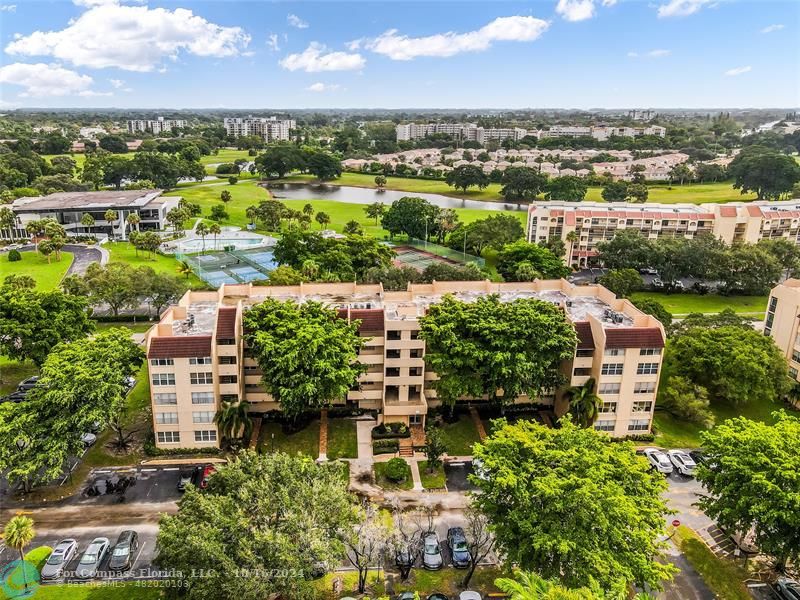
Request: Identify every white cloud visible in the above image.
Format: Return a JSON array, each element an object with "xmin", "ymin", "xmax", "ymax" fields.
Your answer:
[
  {"xmin": 78, "ymin": 90, "xmax": 113, "ymax": 97},
  {"xmin": 556, "ymin": 0, "xmax": 596, "ymax": 21},
  {"xmin": 5, "ymin": 3, "xmax": 251, "ymax": 72},
  {"xmin": 267, "ymin": 33, "xmax": 280, "ymax": 52},
  {"xmin": 287, "ymin": 14, "xmax": 308, "ymax": 29},
  {"xmin": 657, "ymin": 0, "xmax": 715, "ymax": 18},
  {"xmin": 109, "ymin": 78, "xmax": 124, "ymax": 88},
  {"xmin": 0, "ymin": 4, "xmax": 17, "ymax": 12},
  {"xmin": 725, "ymin": 65, "xmax": 752, "ymax": 76},
  {"xmin": 363, "ymin": 15, "xmax": 549, "ymax": 61},
  {"xmin": 0, "ymin": 62, "xmax": 95, "ymax": 97},
  {"xmin": 306, "ymin": 82, "xmax": 341, "ymax": 92},
  {"xmin": 280, "ymin": 42, "xmax": 364, "ymax": 72},
  {"xmin": 760, "ymin": 24, "xmax": 784, "ymax": 34},
  {"xmin": 629, "ymin": 49, "xmax": 671, "ymax": 58}
]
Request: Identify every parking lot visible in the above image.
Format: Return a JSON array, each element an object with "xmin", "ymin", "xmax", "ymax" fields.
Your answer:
[
  {"xmin": 73, "ymin": 465, "xmax": 193, "ymax": 506},
  {"xmin": 443, "ymin": 460, "xmax": 478, "ymax": 493}
]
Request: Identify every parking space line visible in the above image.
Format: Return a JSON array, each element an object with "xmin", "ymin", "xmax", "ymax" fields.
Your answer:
[
  {"xmin": 140, "ymin": 468, "xmax": 157, "ymax": 472},
  {"xmin": 162, "ymin": 467, "xmax": 179, "ymax": 471},
  {"xmin": 132, "ymin": 541, "xmax": 146, "ymax": 570}
]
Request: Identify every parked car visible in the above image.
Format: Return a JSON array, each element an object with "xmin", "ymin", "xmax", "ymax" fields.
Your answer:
[
  {"xmin": 199, "ymin": 464, "xmax": 216, "ymax": 489},
  {"xmin": 447, "ymin": 527, "xmax": 471, "ymax": 568},
  {"xmin": 427, "ymin": 595, "xmax": 449, "ymax": 600},
  {"xmin": 688, "ymin": 449, "xmax": 708, "ymax": 467},
  {"xmin": 75, "ymin": 537, "xmax": 110, "ymax": 579},
  {"xmin": 459, "ymin": 593, "xmax": 482, "ymax": 600},
  {"xmin": 124, "ymin": 376, "xmax": 137, "ymax": 393},
  {"xmin": 776, "ymin": 577, "xmax": 800, "ymax": 600},
  {"xmin": 177, "ymin": 467, "xmax": 201, "ymax": 492},
  {"xmin": 725, "ymin": 526, "xmax": 759, "ymax": 554},
  {"xmin": 80, "ymin": 432, "xmax": 97, "ymax": 447},
  {"xmin": 671, "ymin": 280, "xmax": 685, "ymax": 290},
  {"xmin": 667, "ymin": 450, "xmax": 696, "ymax": 477},
  {"xmin": 40, "ymin": 539, "xmax": 78, "ymax": 580},
  {"xmin": 1, "ymin": 391, "xmax": 27, "ymax": 403},
  {"xmin": 396, "ymin": 593, "xmax": 417, "ymax": 600},
  {"xmin": 651, "ymin": 278, "xmax": 664, "ymax": 288},
  {"xmin": 108, "ymin": 530, "xmax": 139, "ymax": 572},
  {"xmin": 17, "ymin": 376, "xmax": 39, "ymax": 392},
  {"xmin": 421, "ymin": 532, "xmax": 443, "ymax": 570},
  {"xmin": 643, "ymin": 448, "xmax": 673, "ymax": 474},
  {"xmin": 639, "ymin": 267, "xmax": 658, "ymax": 275}
]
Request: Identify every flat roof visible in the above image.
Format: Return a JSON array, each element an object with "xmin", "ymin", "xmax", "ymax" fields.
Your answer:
[{"xmin": 12, "ymin": 190, "xmax": 163, "ymax": 212}]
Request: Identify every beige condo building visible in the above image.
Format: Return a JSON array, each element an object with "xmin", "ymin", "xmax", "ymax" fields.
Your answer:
[
  {"xmin": 527, "ymin": 199, "xmax": 800, "ymax": 267},
  {"xmin": 144, "ymin": 280, "xmax": 666, "ymax": 449},
  {"xmin": 764, "ymin": 279, "xmax": 800, "ymax": 385}
]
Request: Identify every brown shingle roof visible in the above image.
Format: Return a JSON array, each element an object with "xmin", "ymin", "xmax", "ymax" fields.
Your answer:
[
  {"xmin": 605, "ymin": 328, "xmax": 664, "ymax": 349},
  {"xmin": 216, "ymin": 307, "xmax": 237, "ymax": 339},
  {"xmin": 337, "ymin": 308, "xmax": 385, "ymax": 333},
  {"xmin": 148, "ymin": 336, "xmax": 212, "ymax": 359},
  {"xmin": 574, "ymin": 322, "xmax": 595, "ymax": 349}
]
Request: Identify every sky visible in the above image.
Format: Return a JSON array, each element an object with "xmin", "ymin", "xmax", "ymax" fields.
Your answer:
[{"xmin": 0, "ymin": 0, "xmax": 798, "ymax": 109}]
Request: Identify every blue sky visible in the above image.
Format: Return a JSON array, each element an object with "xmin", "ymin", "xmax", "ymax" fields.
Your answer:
[{"xmin": 0, "ymin": 0, "xmax": 798, "ymax": 109}]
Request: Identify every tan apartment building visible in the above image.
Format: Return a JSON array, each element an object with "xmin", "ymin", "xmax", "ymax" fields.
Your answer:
[
  {"xmin": 144, "ymin": 280, "xmax": 666, "ymax": 449},
  {"xmin": 764, "ymin": 280, "xmax": 800, "ymax": 384},
  {"xmin": 527, "ymin": 199, "xmax": 800, "ymax": 267}
]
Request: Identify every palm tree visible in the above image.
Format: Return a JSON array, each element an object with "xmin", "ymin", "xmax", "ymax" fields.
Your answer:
[
  {"xmin": 208, "ymin": 222, "xmax": 221, "ymax": 250},
  {"xmin": 195, "ymin": 222, "xmax": 209, "ymax": 254},
  {"xmin": 3, "ymin": 515, "xmax": 36, "ymax": 592},
  {"xmin": 565, "ymin": 230, "xmax": 578, "ymax": 267},
  {"xmin": 213, "ymin": 401, "xmax": 253, "ymax": 445},
  {"xmin": 245, "ymin": 205, "xmax": 258, "ymax": 228},
  {"xmin": 565, "ymin": 377, "xmax": 602, "ymax": 428},
  {"xmin": 177, "ymin": 260, "xmax": 193, "ymax": 279},
  {"xmin": 126, "ymin": 212, "xmax": 141, "ymax": 237},
  {"xmin": 80, "ymin": 212, "xmax": 95, "ymax": 234}
]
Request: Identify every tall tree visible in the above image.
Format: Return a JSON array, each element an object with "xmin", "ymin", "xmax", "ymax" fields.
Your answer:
[
  {"xmin": 363, "ymin": 201, "xmax": 386, "ymax": 225},
  {"xmin": 598, "ymin": 268, "xmax": 643, "ymax": 298},
  {"xmin": 565, "ymin": 378, "xmax": 602, "ymax": 428},
  {"xmin": 728, "ymin": 146, "xmax": 800, "ymax": 200},
  {"xmin": 446, "ymin": 164, "xmax": 490, "ymax": 193},
  {"xmin": 500, "ymin": 167, "xmax": 549, "ymax": 201},
  {"xmin": 545, "ymin": 175, "xmax": 588, "ymax": 201},
  {"xmin": 243, "ymin": 299, "xmax": 365, "ymax": 419},
  {"xmin": 213, "ymin": 400, "xmax": 253, "ymax": 445},
  {"xmin": 419, "ymin": 295, "xmax": 577, "ymax": 407},
  {"xmin": 341, "ymin": 501, "xmax": 392, "ymax": 594},
  {"xmin": 381, "ymin": 196, "xmax": 440, "ymax": 240},
  {"xmin": 315, "ymin": 211, "xmax": 331, "ymax": 229},
  {"xmin": 472, "ymin": 419, "xmax": 675, "ymax": 592},
  {"xmin": 254, "ymin": 143, "xmax": 306, "ymax": 178},
  {"xmin": 448, "ymin": 214, "xmax": 524, "ymax": 255},
  {"xmin": 305, "ymin": 150, "xmax": 342, "ymax": 181},
  {"xmin": 601, "ymin": 180, "xmax": 628, "ymax": 202},
  {"xmin": 81, "ymin": 262, "xmax": 146, "ymax": 317},
  {"xmin": 3, "ymin": 516, "xmax": 36, "ymax": 593},
  {"xmin": 496, "ymin": 240, "xmax": 570, "ymax": 281}
]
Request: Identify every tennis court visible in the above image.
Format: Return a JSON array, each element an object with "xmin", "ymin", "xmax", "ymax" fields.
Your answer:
[
  {"xmin": 177, "ymin": 247, "xmax": 278, "ymax": 286},
  {"xmin": 392, "ymin": 246, "xmax": 458, "ymax": 271}
]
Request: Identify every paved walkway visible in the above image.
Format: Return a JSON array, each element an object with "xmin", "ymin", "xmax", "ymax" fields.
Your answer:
[
  {"xmin": 409, "ymin": 459, "xmax": 423, "ymax": 491},
  {"xmin": 469, "ymin": 406, "xmax": 488, "ymax": 441},
  {"xmin": 318, "ymin": 409, "xmax": 328, "ymax": 461},
  {"xmin": 19, "ymin": 243, "xmax": 108, "ymax": 277},
  {"xmin": 354, "ymin": 418, "xmax": 376, "ymax": 470}
]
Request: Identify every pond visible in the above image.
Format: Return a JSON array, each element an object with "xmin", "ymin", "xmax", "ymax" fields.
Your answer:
[{"xmin": 265, "ymin": 183, "xmax": 528, "ymax": 212}]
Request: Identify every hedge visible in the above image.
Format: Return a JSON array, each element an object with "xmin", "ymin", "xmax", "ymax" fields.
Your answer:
[{"xmin": 373, "ymin": 439, "xmax": 399, "ymax": 454}]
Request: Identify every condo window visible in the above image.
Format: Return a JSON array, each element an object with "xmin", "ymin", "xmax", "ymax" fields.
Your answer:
[
  {"xmin": 155, "ymin": 412, "xmax": 178, "ymax": 424},
  {"xmin": 573, "ymin": 367, "xmax": 592, "ymax": 377},
  {"xmin": 575, "ymin": 349, "xmax": 594, "ymax": 358},
  {"xmin": 245, "ymin": 383, "xmax": 261, "ymax": 390},
  {"xmin": 639, "ymin": 348, "xmax": 662, "ymax": 356},
  {"xmin": 604, "ymin": 348, "xmax": 624, "ymax": 357},
  {"xmin": 385, "ymin": 367, "xmax": 400, "ymax": 377},
  {"xmin": 189, "ymin": 357, "xmax": 212, "ymax": 365},
  {"xmin": 600, "ymin": 363, "xmax": 624, "ymax": 376},
  {"xmin": 636, "ymin": 363, "xmax": 659, "ymax": 376},
  {"xmin": 220, "ymin": 394, "xmax": 239, "ymax": 402},
  {"xmin": 598, "ymin": 383, "xmax": 620, "ymax": 395},
  {"xmin": 790, "ymin": 367, "xmax": 798, "ymax": 379},
  {"xmin": 599, "ymin": 402, "xmax": 617, "ymax": 414},
  {"xmin": 194, "ymin": 430, "xmax": 217, "ymax": 442},
  {"xmin": 793, "ymin": 350, "xmax": 800, "ymax": 364},
  {"xmin": 218, "ymin": 338, "xmax": 235, "ymax": 346},
  {"xmin": 219, "ymin": 356, "xmax": 237, "ymax": 365},
  {"xmin": 628, "ymin": 419, "xmax": 649, "ymax": 432},
  {"xmin": 410, "ymin": 349, "xmax": 423, "ymax": 359},
  {"xmin": 386, "ymin": 349, "xmax": 401, "ymax": 359},
  {"xmin": 594, "ymin": 421, "xmax": 615, "ymax": 432},
  {"xmin": 191, "ymin": 392, "xmax": 214, "ymax": 404},
  {"xmin": 409, "ymin": 367, "xmax": 423, "ymax": 377},
  {"xmin": 634, "ymin": 382, "xmax": 656, "ymax": 394},
  {"xmin": 387, "ymin": 330, "xmax": 402, "ymax": 341},
  {"xmin": 409, "ymin": 414, "xmax": 422, "ymax": 425},
  {"xmin": 410, "ymin": 331, "xmax": 420, "ymax": 340},
  {"xmin": 632, "ymin": 401, "xmax": 653, "ymax": 413},
  {"xmin": 192, "ymin": 411, "xmax": 214, "ymax": 424},
  {"xmin": 151, "ymin": 373, "xmax": 175, "ymax": 386},
  {"xmin": 150, "ymin": 358, "xmax": 174, "ymax": 366},
  {"xmin": 190, "ymin": 372, "xmax": 213, "ymax": 385},
  {"xmin": 220, "ymin": 375, "xmax": 238, "ymax": 384},
  {"xmin": 154, "ymin": 393, "xmax": 177, "ymax": 405},
  {"xmin": 157, "ymin": 431, "xmax": 180, "ymax": 444}
]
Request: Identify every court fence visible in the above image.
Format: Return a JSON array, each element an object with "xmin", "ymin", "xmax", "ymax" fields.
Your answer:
[{"xmin": 404, "ymin": 237, "xmax": 485, "ymax": 267}]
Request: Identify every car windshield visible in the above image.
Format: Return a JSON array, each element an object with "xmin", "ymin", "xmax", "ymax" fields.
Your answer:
[
  {"xmin": 424, "ymin": 540, "xmax": 438, "ymax": 554},
  {"xmin": 112, "ymin": 547, "xmax": 129, "ymax": 557},
  {"xmin": 46, "ymin": 554, "xmax": 64, "ymax": 565},
  {"xmin": 452, "ymin": 540, "xmax": 468, "ymax": 552},
  {"xmin": 656, "ymin": 454, "xmax": 670, "ymax": 465},
  {"xmin": 80, "ymin": 553, "xmax": 97, "ymax": 564}
]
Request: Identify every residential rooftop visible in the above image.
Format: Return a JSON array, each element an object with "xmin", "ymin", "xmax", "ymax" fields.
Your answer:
[{"xmin": 12, "ymin": 189, "xmax": 164, "ymax": 212}]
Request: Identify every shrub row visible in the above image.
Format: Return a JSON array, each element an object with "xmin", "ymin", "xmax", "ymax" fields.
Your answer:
[
  {"xmin": 372, "ymin": 439, "xmax": 399, "ymax": 454},
  {"xmin": 144, "ymin": 436, "xmax": 222, "ymax": 457},
  {"xmin": 371, "ymin": 421, "xmax": 410, "ymax": 439}
]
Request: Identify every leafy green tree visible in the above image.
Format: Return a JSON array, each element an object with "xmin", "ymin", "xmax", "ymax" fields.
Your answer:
[
  {"xmin": 596, "ymin": 230, "xmax": 654, "ymax": 271},
  {"xmin": 81, "ymin": 262, "xmax": 146, "ymax": 317},
  {"xmin": 448, "ymin": 214, "xmax": 524, "ymax": 255},
  {"xmin": 696, "ymin": 412, "xmax": 800, "ymax": 570},
  {"xmin": 342, "ymin": 501, "xmax": 392, "ymax": 594},
  {"xmin": 420, "ymin": 295, "xmax": 576, "ymax": 407},
  {"xmin": 657, "ymin": 376, "xmax": 713, "ymax": 427},
  {"xmin": 381, "ymin": 196, "xmax": 440, "ymax": 240},
  {"xmin": 496, "ymin": 240, "xmax": 570, "ymax": 281},
  {"xmin": 3, "ymin": 516, "xmax": 36, "ymax": 593},
  {"xmin": 374, "ymin": 174, "xmax": 387, "ymax": 189},
  {"xmin": 165, "ymin": 207, "xmax": 187, "ymax": 234},
  {"xmin": 343, "ymin": 220, "xmax": 363, "ymax": 235},
  {"xmin": 565, "ymin": 378, "xmax": 601, "ymax": 428},
  {"xmin": 601, "ymin": 180, "xmax": 628, "ymax": 202},
  {"xmin": 446, "ymin": 164, "xmax": 490, "ymax": 193},
  {"xmin": 694, "ymin": 163, "xmax": 727, "ymax": 183},
  {"xmin": 420, "ymin": 262, "xmax": 485, "ymax": 282},
  {"xmin": 728, "ymin": 146, "xmax": 800, "ymax": 200},
  {"xmin": 598, "ymin": 268, "xmax": 642, "ymax": 298},
  {"xmin": 220, "ymin": 190, "xmax": 232, "ymax": 203},
  {"xmin": 364, "ymin": 201, "xmax": 386, "ymax": 225},
  {"xmin": 668, "ymin": 163, "xmax": 692, "ymax": 185},
  {"xmin": 500, "ymin": 167, "xmax": 549, "ymax": 201},
  {"xmin": 424, "ymin": 426, "xmax": 447, "ymax": 471},
  {"xmin": 0, "ymin": 285, "xmax": 93, "ymax": 366},
  {"xmin": 254, "ymin": 144, "xmax": 306, "ymax": 178},
  {"xmin": 631, "ymin": 298, "xmax": 672, "ymax": 327},
  {"xmin": 157, "ymin": 452, "xmax": 356, "ymax": 600},
  {"xmin": 757, "ymin": 238, "xmax": 800, "ymax": 279},
  {"xmin": 494, "ymin": 570, "xmax": 654, "ymax": 600},
  {"xmin": 305, "ymin": 150, "xmax": 341, "ymax": 181},
  {"xmin": 0, "ymin": 330, "xmax": 142, "ymax": 491},
  {"xmin": 209, "ymin": 204, "xmax": 228, "ymax": 222},
  {"xmin": 472, "ymin": 420, "xmax": 675, "ymax": 592},
  {"xmin": 362, "ymin": 265, "xmax": 420, "ymax": 291},
  {"xmin": 315, "ymin": 211, "xmax": 331, "ymax": 229},
  {"xmin": 719, "ymin": 243, "xmax": 781, "ymax": 295},
  {"xmin": 143, "ymin": 270, "xmax": 187, "ymax": 315},
  {"xmin": 626, "ymin": 183, "xmax": 649, "ymax": 203},
  {"xmin": 99, "ymin": 135, "xmax": 128, "ymax": 153},
  {"xmin": 255, "ymin": 199, "xmax": 287, "ymax": 230},
  {"xmin": 0, "ymin": 206, "xmax": 16, "ymax": 238},
  {"xmin": 267, "ymin": 265, "xmax": 305, "ymax": 285},
  {"xmin": 545, "ymin": 175, "xmax": 588, "ymax": 201},
  {"xmin": 2, "ymin": 274, "xmax": 35, "ymax": 290},
  {"xmin": 669, "ymin": 325, "xmax": 790, "ymax": 406},
  {"xmin": 80, "ymin": 212, "xmax": 95, "ymax": 234},
  {"xmin": 243, "ymin": 299, "xmax": 364, "ymax": 419}
]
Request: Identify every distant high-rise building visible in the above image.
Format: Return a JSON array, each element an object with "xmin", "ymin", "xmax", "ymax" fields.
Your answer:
[
  {"xmin": 127, "ymin": 117, "xmax": 187, "ymax": 135},
  {"xmin": 223, "ymin": 117, "xmax": 296, "ymax": 141}
]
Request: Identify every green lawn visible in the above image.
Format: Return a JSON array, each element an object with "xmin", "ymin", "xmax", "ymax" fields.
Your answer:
[
  {"xmin": 436, "ymin": 414, "xmax": 482, "ymax": 456},
  {"xmin": 199, "ymin": 148, "xmax": 253, "ymax": 166},
  {"xmin": 0, "ymin": 583, "xmax": 162, "ymax": 599},
  {"xmin": 258, "ymin": 420, "xmax": 320, "ymax": 458},
  {"xmin": 284, "ymin": 172, "xmax": 755, "ymax": 205},
  {"xmin": 418, "ymin": 460, "xmax": 446, "ymax": 489},
  {"xmin": 394, "ymin": 566, "xmax": 505, "ymax": 596},
  {"xmin": 373, "ymin": 460, "xmax": 414, "ymax": 490},
  {"xmin": 630, "ymin": 292, "xmax": 768, "ymax": 316},
  {"xmin": 0, "ymin": 251, "xmax": 73, "ymax": 290},
  {"xmin": 165, "ymin": 178, "xmax": 269, "ymax": 230},
  {"xmin": 673, "ymin": 526, "xmax": 751, "ymax": 600},
  {"xmin": 0, "ymin": 356, "xmax": 37, "ymax": 396},
  {"xmin": 104, "ymin": 242, "xmax": 205, "ymax": 288},
  {"xmin": 326, "ymin": 418, "xmax": 358, "ymax": 459}
]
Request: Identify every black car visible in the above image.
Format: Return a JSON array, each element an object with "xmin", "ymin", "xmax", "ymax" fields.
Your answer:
[
  {"xmin": 108, "ymin": 530, "xmax": 139, "ymax": 572},
  {"xmin": 688, "ymin": 449, "xmax": 708, "ymax": 466},
  {"xmin": 1, "ymin": 391, "xmax": 27, "ymax": 403},
  {"xmin": 17, "ymin": 376, "xmax": 39, "ymax": 392},
  {"xmin": 177, "ymin": 466, "xmax": 201, "ymax": 492},
  {"xmin": 447, "ymin": 527, "xmax": 471, "ymax": 568}
]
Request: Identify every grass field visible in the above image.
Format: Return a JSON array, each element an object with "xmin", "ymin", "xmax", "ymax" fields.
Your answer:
[
  {"xmin": 105, "ymin": 241, "xmax": 205, "ymax": 288},
  {"xmin": 326, "ymin": 418, "xmax": 358, "ymax": 459},
  {"xmin": 419, "ymin": 460, "xmax": 446, "ymax": 489},
  {"xmin": 0, "ymin": 356, "xmax": 38, "ymax": 396},
  {"xmin": 0, "ymin": 582, "xmax": 163, "ymax": 599},
  {"xmin": 199, "ymin": 148, "xmax": 252, "ymax": 166},
  {"xmin": 284, "ymin": 172, "xmax": 756, "ymax": 205},
  {"xmin": 0, "ymin": 251, "xmax": 73, "ymax": 290},
  {"xmin": 630, "ymin": 292, "xmax": 769, "ymax": 316},
  {"xmin": 437, "ymin": 414, "xmax": 482, "ymax": 456},
  {"xmin": 373, "ymin": 460, "xmax": 414, "ymax": 490},
  {"xmin": 258, "ymin": 420, "xmax": 320, "ymax": 458},
  {"xmin": 165, "ymin": 178, "xmax": 269, "ymax": 229}
]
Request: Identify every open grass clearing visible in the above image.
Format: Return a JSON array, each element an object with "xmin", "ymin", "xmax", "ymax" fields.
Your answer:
[
  {"xmin": 257, "ymin": 420, "xmax": 320, "ymax": 458},
  {"xmin": 0, "ymin": 251, "xmax": 73, "ymax": 290},
  {"xmin": 0, "ymin": 582, "xmax": 163, "ymax": 600},
  {"xmin": 630, "ymin": 292, "xmax": 768, "ymax": 316},
  {"xmin": 326, "ymin": 418, "xmax": 358, "ymax": 459},
  {"xmin": 418, "ymin": 460, "xmax": 446, "ymax": 489},
  {"xmin": 104, "ymin": 241, "xmax": 205, "ymax": 289},
  {"xmin": 435, "ymin": 414, "xmax": 482, "ymax": 456}
]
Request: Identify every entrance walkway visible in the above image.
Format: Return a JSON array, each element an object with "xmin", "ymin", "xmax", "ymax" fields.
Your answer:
[
  {"xmin": 355, "ymin": 418, "xmax": 376, "ymax": 469},
  {"xmin": 470, "ymin": 406, "xmax": 488, "ymax": 441}
]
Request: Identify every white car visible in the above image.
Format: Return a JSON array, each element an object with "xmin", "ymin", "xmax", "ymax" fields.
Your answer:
[
  {"xmin": 667, "ymin": 450, "xmax": 696, "ymax": 477},
  {"xmin": 643, "ymin": 447, "xmax": 673, "ymax": 474},
  {"xmin": 80, "ymin": 432, "xmax": 97, "ymax": 447},
  {"xmin": 459, "ymin": 593, "xmax": 483, "ymax": 600},
  {"xmin": 75, "ymin": 537, "xmax": 110, "ymax": 579}
]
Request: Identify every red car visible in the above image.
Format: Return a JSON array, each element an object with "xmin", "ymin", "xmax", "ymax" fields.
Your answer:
[{"xmin": 199, "ymin": 464, "xmax": 216, "ymax": 489}]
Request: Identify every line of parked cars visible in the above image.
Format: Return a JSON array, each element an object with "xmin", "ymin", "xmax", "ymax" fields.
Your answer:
[
  {"xmin": 176, "ymin": 464, "xmax": 216, "ymax": 492},
  {"xmin": 641, "ymin": 447, "xmax": 701, "ymax": 477},
  {"xmin": 40, "ymin": 531, "xmax": 140, "ymax": 581}
]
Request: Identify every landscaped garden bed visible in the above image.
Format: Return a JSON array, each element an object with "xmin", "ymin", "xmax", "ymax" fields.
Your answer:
[
  {"xmin": 418, "ymin": 460, "xmax": 446, "ymax": 489},
  {"xmin": 371, "ymin": 421, "xmax": 411, "ymax": 439},
  {"xmin": 374, "ymin": 458, "xmax": 413, "ymax": 490}
]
